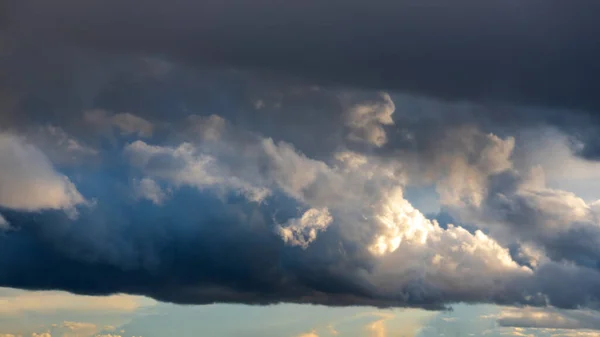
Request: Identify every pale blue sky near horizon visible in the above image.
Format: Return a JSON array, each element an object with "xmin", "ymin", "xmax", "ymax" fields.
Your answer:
[{"xmin": 0, "ymin": 286, "xmax": 511, "ymax": 337}]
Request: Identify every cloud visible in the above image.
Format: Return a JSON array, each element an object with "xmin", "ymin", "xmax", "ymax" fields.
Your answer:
[
  {"xmin": 276, "ymin": 208, "xmax": 333, "ymax": 249},
  {"xmin": 344, "ymin": 92, "xmax": 395, "ymax": 147},
  {"xmin": 497, "ymin": 307, "xmax": 600, "ymax": 331},
  {"xmin": 132, "ymin": 178, "xmax": 168, "ymax": 205},
  {"xmin": 124, "ymin": 139, "xmax": 271, "ymax": 203},
  {"xmin": 2, "ymin": 49, "xmax": 600, "ymax": 315},
  {"xmin": 1, "ymin": 109, "xmax": 600, "ymax": 310},
  {"xmin": 443, "ymin": 162, "xmax": 600, "ymax": 271},
  {"xmin": 0, "ymin": 112, "xmax": 548, "ymax": 309},
  {"xmin": 6, "ymin": 0, "xmax": 600, "ymax": 114},
  {"xmin": 84, "ymin": 110, "xmax": 153, "ymax": 138},
  {"xmin": 433, "ymin": 127, "xmax": 515, "ymax": 208},
  {"xmin": 109, "ymin": 113, "xmax": 154, "ymax": 138},
  {"xmin": 0, "ymin": 133, "xmax": 86, "ymax": 213},
  {"xmin": 0, "ymin": 214, "xmax": 9, "ymax": 230},
  {"xmin": 23, "ymin": 125, "xmax": 98, "ymax": 166}
]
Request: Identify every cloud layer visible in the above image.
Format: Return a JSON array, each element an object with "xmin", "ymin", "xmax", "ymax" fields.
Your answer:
[
  {"xmin": 1, "ymin": 2, "xmax": 600, "ymax": 315},
  {"xmin": 1, "ymin": 93, "xmax": 600, "ymax": 311},
  {"xmin": 6, "ymin": 0, "xmax": 600, "ymax": 113}
]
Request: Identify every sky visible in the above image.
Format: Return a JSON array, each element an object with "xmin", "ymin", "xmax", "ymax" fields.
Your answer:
[{"xmin": 2, "ymin": 1, "xmax": 600, "ymax": 336}]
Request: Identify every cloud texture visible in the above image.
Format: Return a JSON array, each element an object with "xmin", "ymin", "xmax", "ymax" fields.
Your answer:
[{"xmin": 1, "ymin": 0, "xmax": 600, "ymax": 316}]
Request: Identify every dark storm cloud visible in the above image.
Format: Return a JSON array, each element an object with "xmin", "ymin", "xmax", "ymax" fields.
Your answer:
[
  {"xmin": 0, "ymin": 188, "xmax": 433, "ymax": 309},
  {"xmin": 0, "ymin": 185, "xmax": 589, "ymax": 310},
  {"xmin": 5, "ymin": 0, "xmax": 600, "ymax": 313},
  {"xmin": 4, "ymin": 0, "xmax": 600, "ymax": 159},
  {"xmin": 0, "ymin": 115, "xmax": 593, "ymax": 311},
  {"xmin": 5, "ymin": 0, "xmax": 600, "ymax": 113}
]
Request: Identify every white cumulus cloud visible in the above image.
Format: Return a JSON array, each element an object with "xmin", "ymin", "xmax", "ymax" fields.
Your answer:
[
  {"xmin": 277, "ymin": 208, "xmax": 333, "ymax": 249},
  {"xmin": 345, "ymin": 92, "xmax": 395, "ymax": 147}
]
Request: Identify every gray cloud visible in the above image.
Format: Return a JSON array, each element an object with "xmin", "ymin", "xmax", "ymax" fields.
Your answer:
[
  {"xmin": 4, "ymin": 1, "xmax": 600, "ymax": 162},
  {"xmin": 5, "ymin": 0, "xmax": 600, "ymax": 113},
  {"xmin": 2, "ymin": 8, "xmax": 600, "ymax": 312},
  {"xmin": 0, "ymin": 213, "xmax": 8, "ymax": 230},
  {"xmin": 0, "ymin": 133, "xmax": 86, "ymax": 213},
  {"xmin": 1, "ymin": 109, "xmax": 600, "ymax": 311},
  {"xmin": 443, "ymin": 165, "xmax": 600, "ymax": 270}
]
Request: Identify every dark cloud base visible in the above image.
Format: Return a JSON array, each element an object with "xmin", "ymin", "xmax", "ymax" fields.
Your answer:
[
  {"xmin": 0, "ymin": 189, "xmax": 439, "ymax": 309},
  {"xmin": 1, "ymin": 183, "xmax": 599, "ymax": 311}
]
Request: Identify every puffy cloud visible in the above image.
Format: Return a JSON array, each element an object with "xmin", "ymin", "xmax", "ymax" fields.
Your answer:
[
  {"xmin": 425, "ymin": 126, "xmax": 516, "ymax": 208},
  {"xmin": 370, "ymin": 187, "xmax": 433, "ymax": 255},
  {"xmin": 132, "ymin": 178, "xmax": 168, "ymax": 205},
  {"xmin": 277, "ymin": 208, "xmax": 333, "ymax": 249},
  {"xmin": 109, "ymin": 113, "xmax": 154, "ymax": 138},
  {"xmin": 124, "ymin": 140, "xmax": 271, "ymax": 203},
  {"xmin": 185, "ymin": 114, "xmax": 227, "ymax": 142},
  {"xmin": 2, "ymin": 37, "xmax": 600, "ymax": 314},
  {"xmin": 344, "ymin": 92, "xmax": 395, "ymax": 147},
  {"xmin": 126, "ymin": 116, "xmax": 368, "ymax": 209},
  {"xmin": 0, "ymin": 214, "xmax": 9, "ymax": 230},
  {"xmin": 0, "ymin": 133, "xmax": 86, "ymax": 213},
  {"xmin": 406, "ymin": 124, "xmax": 600, "ymax": 274},
  {"xmin": 1, "ymin": 112, "xmax": 600, "ymax": 310},
  {"xmin": 369, "ymin": 222, "xmax": 533, "ymax": 308},
  {"xmin": 444, "ymin": 163, "xmax": 600, "ymax": 269},
  {"xmin": 84, "ymin": 110, "xmax": 153, "ymax": 138}
]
